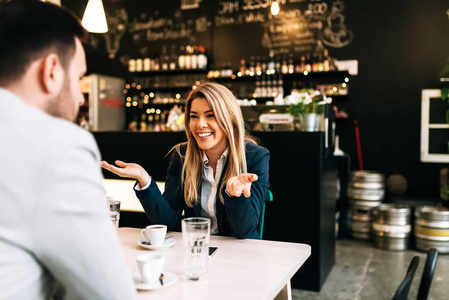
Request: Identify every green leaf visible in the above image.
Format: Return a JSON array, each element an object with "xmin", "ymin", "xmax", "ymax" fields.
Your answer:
[{"xmin": 442, "ymin": 87, "xmax": 449, "ymax": 101}]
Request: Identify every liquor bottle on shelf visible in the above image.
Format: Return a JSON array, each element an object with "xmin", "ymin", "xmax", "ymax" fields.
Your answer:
[
  {"xmin": 191, "ymin": 45, "xmax": 198, "ymax": 69},
  {"xmin": 152, "ymin": 53, "xmax": 160, "ymax": 71},
  {"xmin": 128, "ymin": 59, "xmax": 136, "ymax": 72},
  {"xmin": 268, "ymin": 50, "xmax": 275, "ymax": 75},
  {"xmin": 249, "ymin": 56, "xmax": 255, "ymax": 75},
  {"xmin": 185, "ymin": 45, "xmax": 192, "ymax": 70},
  {"xmin": 161, "ymin": 45, "xmax": 169, "ymax": 71},
  {"xmin": 305, "ymin": 53, "xmax": 312, "ymax": 73},
  {"xmin": 135, "ymin": 58, "xmax": 143, "ymax": 72},
  {"xmin": 288, "ymin": 54, "xmax": 294, "ymax": 74},
  {"xmin": 253, "ymin": 77, "xmax": 261, "ymax": 97},
  {"xmin": 270, "ymin": 76, "xmax": 277, "ymax": 97},
  {"xmin": 318, "ymin": 54, "xmax": 324, "ymax": 72},
  {"xmin": 160, "ymin": 110, "xmax": 168, "ymax": 131},
  {"xmin": 178, "ymin": 45, "xmax": 186, "ymax": 70},
  {"xmin": 281, "ymin": 55, "xmax": 288, "ymax": 74},
  {"xmin": 154, "ymin": 113, "xmax": 161, "ymax": 132},
  {"xmin": 128, "ymin": 115, "xmax": 138, "ymax": 131},
  {"xmin": 169, "ymin": 45, "xmax": 177, "ymax": 70},
  {"xmin": 323, "ymin": 49, "xmax": 330, "ymax": 72},
  {"xmin": 312, "ymin": 52, "xmax": 319, "ymax": 72},
  {"xmin": 261, "ymin": 56, "xmax": 267, "ymax": 75},
  {"xmin": 147, "ymin": 113, "xmax": 154, "ymax": 131},
  {"xmin": 139, "ymin": 113, "xmax": 147, "ymax": 132},
  {"xmin": 296, "ymin": 55, "xmax": 305, "ymax": 73},
  {"xmin": 275, "ymin": 55, "xmax": 281, "ymax": 74},
  {"xmin": 266, "ymin": 75, "xmax": 273, "ymax": 97},
  {"xmin": 197, "ymin": 45, "xmax": 208, "ymax": 70},
  {"xmin": 143, "ymin": 57, "xmax": 151, "ymax": 72},
  {"xmin": 255, "ymin": 56, "xmax": 262, "ymax": 75},
  {"xmin": 260, "ymin": 76, "xmax": 268, "ymax": 97},
  {"xmin": 277, "ymin": 76, "xmax": 284, "ymax": 97},
  {"xmin": 224, "ymin": 63, "xmax": 233, "ymax": 77},
  {"xmin": 239, "ymin": 59, "xmax": 247, "ymax": 76}
]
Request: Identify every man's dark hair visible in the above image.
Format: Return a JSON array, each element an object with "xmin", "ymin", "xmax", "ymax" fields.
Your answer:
[{"xmin": 0, "ymin": 0, "xmax": 87, "ymax": 86}]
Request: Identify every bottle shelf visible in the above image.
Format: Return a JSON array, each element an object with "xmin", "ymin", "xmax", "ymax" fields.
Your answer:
[
  {"xmin": 131, "ymin": 69, "xmax": 208, "ymax": 76},
  {"xmin": 133, "ymin": 86, "xmax": 195, "ymax": 91},
  {"xmin": 210, "ymin": 71, "xmax": 350, "ymax": 82}
]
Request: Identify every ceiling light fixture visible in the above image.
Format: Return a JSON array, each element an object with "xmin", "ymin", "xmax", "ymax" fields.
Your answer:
[
  {"xmin": 82, "ymin": 0, "xmax": 108, "ymax": 33},
  {"xmin": 271, "ymin": 0, "xmax": 280, "ymax": 16}
]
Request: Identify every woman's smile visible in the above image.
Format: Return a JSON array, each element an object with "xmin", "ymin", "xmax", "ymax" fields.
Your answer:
[{"xmin": 198, "ymin": 132, "xmax": 213, "ymax": 138}]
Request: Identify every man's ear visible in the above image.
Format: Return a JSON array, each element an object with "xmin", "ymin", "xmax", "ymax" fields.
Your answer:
[{"xmin": 41, "ymin": 54, "xmax": 64, "ymax": 95}]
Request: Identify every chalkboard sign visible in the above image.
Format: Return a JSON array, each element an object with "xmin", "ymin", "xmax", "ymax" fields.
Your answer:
[
  {"xmin": 63, "ymin": 0, "xmax": 353, "ymax": 75},
  {"xmin": 211, "ymin": 0, "xmax": 353, "ymax": 67},
  {"xmin": 69, "ymin": 0, "xmax": 213, "ymax": 75}
]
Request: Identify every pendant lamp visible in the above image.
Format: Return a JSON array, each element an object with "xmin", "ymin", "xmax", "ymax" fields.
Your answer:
[{"xmin": 82, "ymin": 0, "xmax": 108, "ymax": 33}]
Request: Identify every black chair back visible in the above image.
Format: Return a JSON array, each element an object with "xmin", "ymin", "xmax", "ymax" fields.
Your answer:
[
  {"xmin": 417, "ymin": 248, "xmax": 439, "ymax": 300},
  {"xmin": 392, "ymin": 256, "xmax": 420, "ymax": 300}
]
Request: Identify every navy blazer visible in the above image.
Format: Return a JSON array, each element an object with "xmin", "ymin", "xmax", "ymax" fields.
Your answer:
[{"xmin": 135, "ymin": 142, "xmax": 270, "ymax": 239}]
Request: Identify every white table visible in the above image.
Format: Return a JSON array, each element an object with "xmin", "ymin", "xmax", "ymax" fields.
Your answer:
[
  {"xmin": 118, "ymin": 228, "xmax": 311, "ymax": 300},
  {"xmin": 103, "ymin": 179, "xmax": 165, "ymax": 212}
]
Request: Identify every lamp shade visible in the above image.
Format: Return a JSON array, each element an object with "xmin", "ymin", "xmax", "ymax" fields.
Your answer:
[{"xmin": 82, "ymin": 0, "xmax": 108, "ymax": 33}]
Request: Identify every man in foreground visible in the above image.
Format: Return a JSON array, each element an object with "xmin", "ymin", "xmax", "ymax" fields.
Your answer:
[{"xmin": 0, "ymin": 0, "xmax": 136, "ymax": 298}]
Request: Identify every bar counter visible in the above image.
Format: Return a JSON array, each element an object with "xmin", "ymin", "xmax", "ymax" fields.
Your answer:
[{"xmin": 93, "ymin": 131, "xmax": 338, "ymax": 291}]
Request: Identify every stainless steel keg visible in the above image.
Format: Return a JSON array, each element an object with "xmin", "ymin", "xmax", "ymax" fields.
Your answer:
[
  {"xmin": 372, "ymin": 204, "xmax": 411, "ymax": 251},
  {"xmin": 348, "ymin": 171, "xmax": 385, "ymax": 202},
  {"xmin": 415, "ymin": 206, "xmax": 449, "ymax": 253},
  {"xmin": 347, "ymin": 171, "xmax": 385, "ymax": 240},
  {"xmin": 348, "ymin": 202, "xmax": 374, "ymax": 240}
]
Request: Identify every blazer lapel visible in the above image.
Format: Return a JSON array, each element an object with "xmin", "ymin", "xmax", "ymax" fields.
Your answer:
[{"xmin": 215, "ymin": 158, "xmax": 229, "ymax": 232}]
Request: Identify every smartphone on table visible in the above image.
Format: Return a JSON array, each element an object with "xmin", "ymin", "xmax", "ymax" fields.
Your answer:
[{"xmin": 208, "ymin": 246, "xmax": 219, "ymax": 258}]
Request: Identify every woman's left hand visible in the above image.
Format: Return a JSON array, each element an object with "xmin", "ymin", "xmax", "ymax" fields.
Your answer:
[{"xmin": 226, "ymin": 173, "xmax": 258, "ymax": 197}]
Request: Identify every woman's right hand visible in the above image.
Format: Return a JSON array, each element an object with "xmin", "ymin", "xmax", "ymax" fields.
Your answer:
[{"xmin": 101, "ymin": 160, "xmax": 150, "ymax": 187}]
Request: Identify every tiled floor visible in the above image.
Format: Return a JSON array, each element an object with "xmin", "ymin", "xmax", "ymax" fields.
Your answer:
[{"xmin": 291, "ymin": 239, "xmax": 449, "ymax": 300}]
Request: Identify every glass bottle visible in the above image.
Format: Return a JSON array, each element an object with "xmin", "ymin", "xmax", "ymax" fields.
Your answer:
[
  {"xmin": 197, "ymin": 45, "xmax": 208, "ymax": 70},
  {"xmin": 178, "ymin": 46, "xmax": 186, "ymax": 70},
  {"xmin": 169, "ymin": 44, "xmax": 177, "ymax": 70},
  {"xmin": 161, "ymin": 46, "xmax": 169, "ymax": 71},
  {"xmin": 281, "ymin": 55, "xmax": 288, "ymax": 74}
]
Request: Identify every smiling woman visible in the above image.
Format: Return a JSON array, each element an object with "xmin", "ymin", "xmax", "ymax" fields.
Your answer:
[{"xmin": 101, "ymin": 82, "xmax": 270, "ymax": 239}]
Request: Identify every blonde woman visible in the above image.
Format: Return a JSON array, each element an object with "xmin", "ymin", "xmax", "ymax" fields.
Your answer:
[{"xmin": 101, "ymin": 82, "xmax": 270, "ymax": 239}]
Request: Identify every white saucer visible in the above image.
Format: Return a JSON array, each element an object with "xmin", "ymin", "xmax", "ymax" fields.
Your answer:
[
  {"xmin": 138, "ymin": 238, "xmax": 176, "ymax": 250},
  {"xmin": 133, "ymin": 271, "xmax": 178, "ymax": 290}
]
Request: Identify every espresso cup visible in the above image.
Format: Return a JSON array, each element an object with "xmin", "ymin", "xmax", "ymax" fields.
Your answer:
[
  {"xmin": 141, "ymin": 225, "xmax": 167, "ymax": 246},
  {"xmin": 136, "ymin": 253, "xmax": 164, "ymax": 285}
]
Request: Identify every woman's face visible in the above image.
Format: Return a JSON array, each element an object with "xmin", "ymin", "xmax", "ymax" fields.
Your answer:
[{"xmin": 189, "ymin": 97, "xmax": 228, "ymax": 156}]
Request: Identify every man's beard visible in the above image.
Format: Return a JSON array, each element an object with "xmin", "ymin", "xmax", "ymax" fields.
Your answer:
[{"xmin": 45, "ymin": 75, "xmax": 78, "ymax": 122}]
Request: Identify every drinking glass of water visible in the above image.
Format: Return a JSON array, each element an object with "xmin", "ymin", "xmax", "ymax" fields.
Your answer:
[
  {"xmin": 182, "ymin": 217, "xmax": 210, "ymax": 280},
  {"xmin": 108, "ymin": 198, "xmax": 120, "ymax": 229}
]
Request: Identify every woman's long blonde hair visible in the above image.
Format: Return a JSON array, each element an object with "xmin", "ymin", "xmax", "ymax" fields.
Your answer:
[{"xmin": 175, "ymin": 82, "xmax": 255, "ymax": 207}]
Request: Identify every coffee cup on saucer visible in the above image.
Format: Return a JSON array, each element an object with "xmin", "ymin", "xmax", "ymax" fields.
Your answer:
[
  {"xmin": 141, "ymin": 225, "xmax": 167, "ymax": 246},
  {"xmin": 136, "ymin": 253, "xmax": 164, "ymax": 285}
]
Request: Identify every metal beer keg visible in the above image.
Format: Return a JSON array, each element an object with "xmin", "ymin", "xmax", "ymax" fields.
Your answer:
[
  {"xmin": 348, "ymin": 171, "xmax": 385, "ymax": 202},
  {"xmin": 347, "ymin": 171, "xmax": 385, "ymax": 239},
  {"xmin": 372, "ymin": 204, "xmax": 411, "ymax": 251},
  {"xmin": 415, "ymin": 206, "xmax": 449, "ymax": 253},
  {"xmin": 347, "ymin": 201, "xmax": 377, "ymax": 240}
]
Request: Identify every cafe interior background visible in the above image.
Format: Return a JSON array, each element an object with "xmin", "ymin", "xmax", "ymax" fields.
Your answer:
[{"xmin": 56, "ymin": 0, "xmax": 449, "ymax": 293}]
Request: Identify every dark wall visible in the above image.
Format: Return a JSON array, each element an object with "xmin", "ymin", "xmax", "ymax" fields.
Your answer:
[
  {"xmin": 63, "ymin": 0, "xmax": 449, "ymax": 200},
  {"xmin": 332, "ymin": 1, "xmax": 449, "ymax": 198}
]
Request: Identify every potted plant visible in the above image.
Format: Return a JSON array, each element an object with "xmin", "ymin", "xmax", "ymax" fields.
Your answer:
[
  {"xmin": 440, "ymin": 57, "xmax": 449, "ymax": 120},
  {"xmin": 288, "ymin": 91, "xmax": 328, "ymax": 131}
]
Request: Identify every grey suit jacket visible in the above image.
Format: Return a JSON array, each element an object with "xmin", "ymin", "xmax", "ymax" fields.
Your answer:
[{"xmin": 0, "ymin": 88, "xmax": 135, "ymax": 299}]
